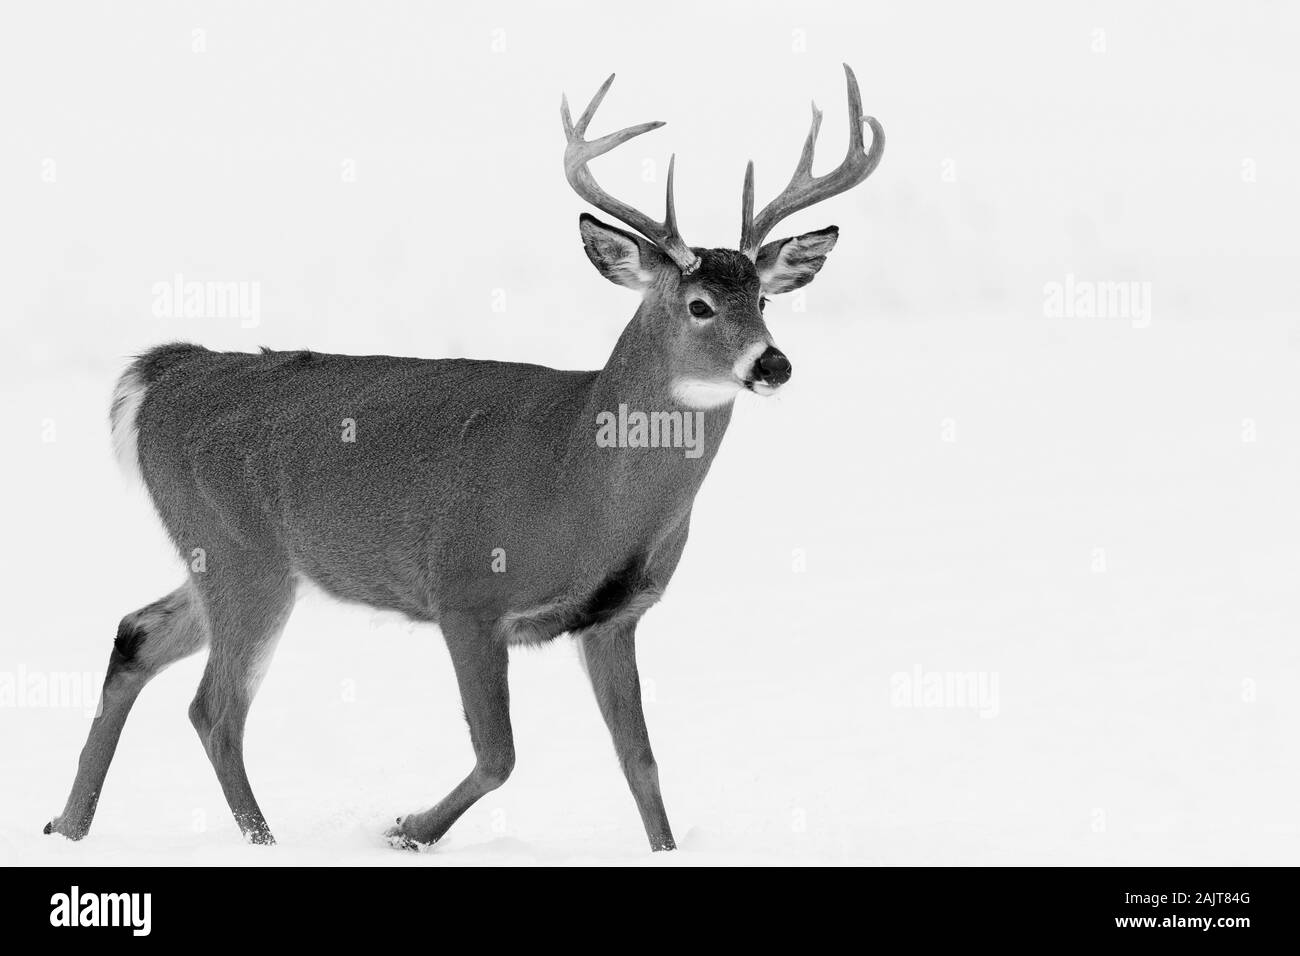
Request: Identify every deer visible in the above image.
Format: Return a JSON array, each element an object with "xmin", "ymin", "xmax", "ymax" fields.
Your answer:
[{"xmin": 45, "ymin": 64, "xmax": 884, "ymax": 852}]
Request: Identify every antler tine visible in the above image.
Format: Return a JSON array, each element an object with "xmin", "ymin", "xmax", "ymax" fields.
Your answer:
[
  {"xmin": 740, "ymin": 160, "xmax": 756, "ymax": 257},
  {"xmin": 740, "ymin": 63, "xmax": 885, "ymax": 260},
  {"xmin": 561, "ymin": 75, "xmax": 700, "ymax": 274},
  {"xmin": 793, "ymin": 100, "xmax": 824, "ymax": 181},
  {"xmin": 572, "ymin": 73, "xmax": 616, "ymax": 137},
  {"xmin": 844, "ymin": 63, "xmax": 867, "ymax": 152},
  {"xmin": 664, "ymin": 154, "xmax": 682, "ymax": 235}
]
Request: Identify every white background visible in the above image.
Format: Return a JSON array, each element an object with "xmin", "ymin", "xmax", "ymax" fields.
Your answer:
[{"xmin": 1, "ymin": 1, "xmax": 1297, "ymax": 865}]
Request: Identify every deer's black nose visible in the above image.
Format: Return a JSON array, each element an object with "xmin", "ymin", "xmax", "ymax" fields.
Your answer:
[{"xmin": 753, "ymin": 346, "xmax": 792, "ymax": 387}]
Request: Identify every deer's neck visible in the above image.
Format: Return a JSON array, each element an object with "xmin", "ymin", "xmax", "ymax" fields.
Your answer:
[{"xmin": 567, "ymin": 304, "xmax": 734, "ymax": 534}]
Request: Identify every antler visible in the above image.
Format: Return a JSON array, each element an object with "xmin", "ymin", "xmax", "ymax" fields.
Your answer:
[
  {"xmin": 739, "ymin": 63, "xmax": 885, "ymax": 260},
  {"xmin": 562, "ymin": 74, "xmax": 700, "ymax": 274}
]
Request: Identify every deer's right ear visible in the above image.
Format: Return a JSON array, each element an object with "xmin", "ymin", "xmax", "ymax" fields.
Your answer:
[{"xmin": 579, "ymin": 213, "xmax": 668, "ymax": 291}]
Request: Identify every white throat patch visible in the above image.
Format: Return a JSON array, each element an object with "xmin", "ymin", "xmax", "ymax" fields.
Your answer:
[{"xmin": 672, "ymin": 378, "xmax": 741, "ymax": 409}]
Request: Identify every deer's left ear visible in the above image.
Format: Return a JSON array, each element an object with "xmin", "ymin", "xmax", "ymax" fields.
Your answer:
[
  {"xmin": 755, "ymin": 226, "xmax": 839, "ymax": 295},
  {"xmin": 579, "ymin": 213, "xmax": 670, "ymax": 291}
]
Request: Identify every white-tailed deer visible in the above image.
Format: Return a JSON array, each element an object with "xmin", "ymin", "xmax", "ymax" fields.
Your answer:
[{"xmin": 46, "ymin": 65, "xmax": 883, "ymax": 851}]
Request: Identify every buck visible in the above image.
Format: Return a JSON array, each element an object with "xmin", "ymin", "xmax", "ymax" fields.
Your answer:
[{"xmin": 46, "ymin": 65, "xmax": 884, "ymax": 851}]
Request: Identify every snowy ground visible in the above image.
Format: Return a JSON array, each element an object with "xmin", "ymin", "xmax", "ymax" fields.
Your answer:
[{"xmin": 3, "ymin": 313, "xmax": 1298, "ymax": 866}]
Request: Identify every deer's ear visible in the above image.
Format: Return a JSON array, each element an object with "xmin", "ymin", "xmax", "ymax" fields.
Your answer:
[
  {"xmin": 755, "ymin": 225, "xmax": 839, "ymax": 295},
  {"xmin": 579, "ymin": 213, "xmax": 668, "ymax": 291}
]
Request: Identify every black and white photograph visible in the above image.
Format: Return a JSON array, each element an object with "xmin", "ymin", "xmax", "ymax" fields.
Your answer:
[{"xmin": 0, "ymin": 0, "xmax": 1294, "ymax": 934}]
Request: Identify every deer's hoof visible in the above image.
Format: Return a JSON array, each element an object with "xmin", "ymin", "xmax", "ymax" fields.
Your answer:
[
  {"xmin": 384, "ymin": 818, "xmax": 433, "ymax": 852},
  {"xmin": 43, "ymin": 817, "xmax": 86, "ymax": 840}
]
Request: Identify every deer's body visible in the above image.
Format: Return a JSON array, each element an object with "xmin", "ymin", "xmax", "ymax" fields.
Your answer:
[
  {"xmin": 125, "ymin": 330, "xmax": 728, "ymax": 639},
  {"xmin": 47, "ymin": 67, "xmax": 881, "ymax": 851}
]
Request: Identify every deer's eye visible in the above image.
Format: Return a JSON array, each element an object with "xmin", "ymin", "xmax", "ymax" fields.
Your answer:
[
  {"xmin": 759, "ymin": 296, "xmax": 768, "ymax": 312},
  {"xmin": 688, "ymin": 300, "xmax": 715, "ymax": 319}
]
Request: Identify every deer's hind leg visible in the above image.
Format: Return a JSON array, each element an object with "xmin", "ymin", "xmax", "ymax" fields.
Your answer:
[
  {"xmin": 186, "ymin": 542, "xmax": 296, "ymax": 845},
  {"xmin": 46, "ymin": 583, "xmax": 208, "ymax": 840}
]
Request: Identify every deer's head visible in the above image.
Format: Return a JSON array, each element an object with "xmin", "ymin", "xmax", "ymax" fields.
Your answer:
[{"xmin": 562, "ymin": 65, "xmax": 884, "ymax": 409}]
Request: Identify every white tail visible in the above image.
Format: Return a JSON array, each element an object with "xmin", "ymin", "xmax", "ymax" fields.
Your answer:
[
  {"xmin": 47, "ymin": 66, "xmax": 884, "ymax": 851},
  {"xmin": 108, "ymin": 366, "xmax": 147, "ymax": 488}
]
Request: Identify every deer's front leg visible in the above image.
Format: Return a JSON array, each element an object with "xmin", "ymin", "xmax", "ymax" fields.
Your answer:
[
  {"xmin": 579, "ymin": 623, "xmax": 674, "ymax": 851},
  {"xmin": 386, "ymin": 613, "xmax": 514, "ymax": 850}
]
